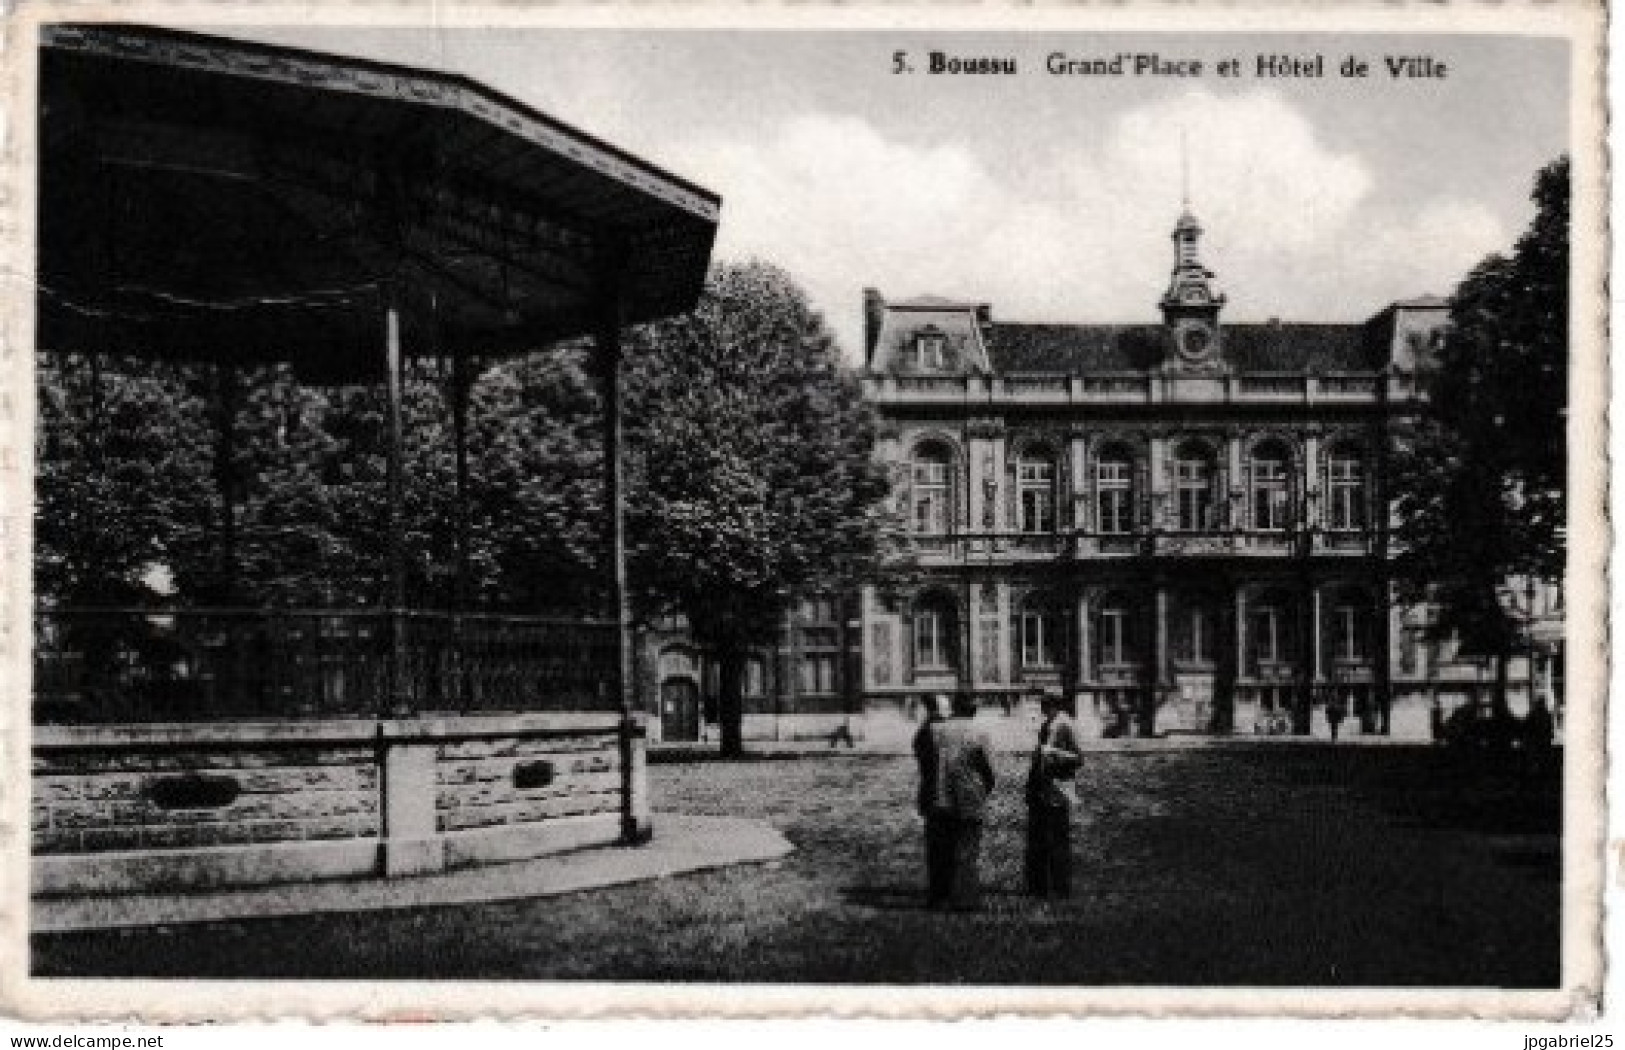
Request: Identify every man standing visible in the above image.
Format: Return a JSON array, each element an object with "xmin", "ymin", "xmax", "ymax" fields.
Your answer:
[
  {"xmin": 916, "ymin": 692, "xmax": 996, "ymax": 911},
  {"xmin": 1025, "ymin": 687, "xmax": 1082, "ymax": 899}
]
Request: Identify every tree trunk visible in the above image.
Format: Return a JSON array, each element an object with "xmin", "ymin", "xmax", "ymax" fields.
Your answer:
[{"xmin": 717, "ymin": 647, "xmax": 746, "ymax": 758}]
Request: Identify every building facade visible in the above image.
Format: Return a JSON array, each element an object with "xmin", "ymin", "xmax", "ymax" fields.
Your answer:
[{"xmin": 857, "ymin": 208, "xmax": 1561, "ymax": 738}]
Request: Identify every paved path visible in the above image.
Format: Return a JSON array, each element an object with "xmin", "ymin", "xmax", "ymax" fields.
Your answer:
[{"xmin": 34, "ymin": 814, "xmax": 792, "ymax": 933}]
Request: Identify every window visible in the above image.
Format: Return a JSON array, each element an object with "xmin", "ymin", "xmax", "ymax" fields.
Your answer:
[
  {"xmin": 1018, "ymin": 452, "xmax": 1056, "ymax": 534},
  {"xmin": 743, "ymin": 658, "xmax": 766, "ymax": 698},
  {"xmin": 1095, "ymin": 597, "xmax": 1133, "ymax": 667},
  {"xmin": 1328, "ymin": 447, "xmax": 1366, "ymax": 531},
  {"xmin": 659, "ymin": 647, "xmax": 696, "ymax": 680},
  {"xmin": 1254, "ymin": 601, "xmax": 1280, "ymax": 666},
  {"xmin": 1019, "ymin": 597, "xmax": 1062, "ymax": 668},
  {"xmin": 1175, "ymin": 444, "xmax": 1217, "ymax": 532},
  {"xmin": 1334, "ymin": 603, "xmax": 1367, "ymax": 662},
  {"xmin": 915, "ymin": 333, "xmax": 946, "ymax": 370},
  {"xmin": 1183, "ymin": 607, "xmax": 1212, "ymax": 664},
  {"xmin": 1096, "ymin": 447, "xmax": 1134, "ymax": 534},
  {"xmin": 802, "ymin": 595, "xmax": 838, "ymax": 624},
  {"xmin": 914, "ymin": 597, "xmax": 957, "ymax": 672},
  {"xmin": 912, "ymin": 445, "xmax": 953, "ymax": 535},
  {"xmin": 1251, "ymin": 443, "xmax": 1291, "ymax": 532},
  {"xmin": 799, "ymin": 653, "xmax": 838, "ymax": 695}
]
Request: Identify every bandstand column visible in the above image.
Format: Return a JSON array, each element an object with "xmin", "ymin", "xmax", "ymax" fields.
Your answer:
[
  {"xmin": 593, "ymin": 253, "xmax": 646, "ymax": 840},
  {"xmin": 383, "ymin": 290, "xmax": 410, "ymax": 716}
]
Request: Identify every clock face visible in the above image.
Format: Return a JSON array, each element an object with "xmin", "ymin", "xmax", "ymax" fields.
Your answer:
[{"xmin": 1180, "ymin": 325, "xmax": 1213, "ymax": 359}]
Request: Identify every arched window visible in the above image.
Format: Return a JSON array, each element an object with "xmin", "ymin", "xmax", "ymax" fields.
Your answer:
[
  {"xmin": 911, "ymin": 442, "xmax": 954, "ymax": 535},
  {"xmin": 659, "ymin": 646, "xmax": 697, "ymax": 681},
  {"xmin": 1019, "ymin": 593, "xmax": 1063, "ymax": 669},
  {"xmin": 1327, "ymin": 443, "xmax": 1367, "ymax": 532},
  {"xmin": 1017, "ymin": 447, "xmax": 1057, "ymax": 534},
  {"xmin": 1250, "ymin": 440, "xmax": 1292, "ymax": 532},
  {"xmin": 913, "ymin": 594, "xmax": 959, "ymax": 672},
  {"xmin": 1095, "ymin": 444, "xmax": 1135, "ymax": 534},
  {"xmin": 1094, "ymin": 593, "xmax": 1136, "ymax": 668},
  {"xmin": 1174, "ymin": 442, "xmax": 1218, "ymax": 532}
]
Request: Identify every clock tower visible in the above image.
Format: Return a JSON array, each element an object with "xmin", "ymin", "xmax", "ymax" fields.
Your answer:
[{"xmin": 1159, "ymin": 208, "xmax": 1227, "ymax": 369}]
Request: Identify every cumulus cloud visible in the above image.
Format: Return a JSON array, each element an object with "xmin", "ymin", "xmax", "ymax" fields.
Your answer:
[{"xmin": 669, "ymin": 89, "xmax": 1509, "ymax": 360}]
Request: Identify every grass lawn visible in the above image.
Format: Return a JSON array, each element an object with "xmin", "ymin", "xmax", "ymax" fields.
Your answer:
[{"xmin": 31, "ymin": 745, "xmax": 1560, "ymax": 985}]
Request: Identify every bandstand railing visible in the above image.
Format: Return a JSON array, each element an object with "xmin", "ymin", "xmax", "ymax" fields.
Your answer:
[{"xmin": 33, "ymin": 607, "xmax": 619, "ymax": 724}]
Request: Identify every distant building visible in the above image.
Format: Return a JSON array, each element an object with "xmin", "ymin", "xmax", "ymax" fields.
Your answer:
[
  {"xmin": 854, "ymin": 207, "xmax": 1562, "ymax": 739},
  {"xmin": 637, "ymin": 207, "xmax": 1563, "ymax": 744}
]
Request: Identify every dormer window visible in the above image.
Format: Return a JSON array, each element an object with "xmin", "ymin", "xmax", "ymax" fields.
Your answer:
[{"xmin": 915, "ymin": 332, "xmax": 947, "ymax": 370}]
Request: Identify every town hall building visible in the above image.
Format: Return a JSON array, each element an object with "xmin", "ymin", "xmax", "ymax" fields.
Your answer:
[
  {"xmin": 639, "ymin": 207, "xmax": 1563, "ymax": 743},
  {"xmin": 854, "ymin": 206, "xmax": 1561, "ymax": 739}
]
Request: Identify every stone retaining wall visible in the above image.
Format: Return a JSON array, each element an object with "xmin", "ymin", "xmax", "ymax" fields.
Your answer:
[{"xmin": 33, "ymin": 714, "xmax": 646, "ymax": 896}]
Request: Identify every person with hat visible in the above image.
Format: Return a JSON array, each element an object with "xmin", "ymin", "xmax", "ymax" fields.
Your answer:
[{"xmin": 1025, "ymin": 687, "xmax": 1082, "ymax": 899}]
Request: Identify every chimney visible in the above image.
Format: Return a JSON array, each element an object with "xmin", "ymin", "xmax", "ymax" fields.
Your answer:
[
  {"xmin": 863, "ymin": 288, "xmax": 885, "ymax": 364},
  {"xmin": 976, "ymin": 303, "xmax": 993, "ymax": 328}
]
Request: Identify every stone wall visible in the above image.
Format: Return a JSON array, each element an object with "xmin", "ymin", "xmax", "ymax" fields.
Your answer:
[
  {"xmin": 33, "ymin": 715, "xmax": 646, "ymax": 896},
  {"xmin": 35, "ymin": 744, "xmax": 380, "ymax": 856},
  {"xmin": 437, "ymin": 733, "xmax": 622, "ymax": 833}
]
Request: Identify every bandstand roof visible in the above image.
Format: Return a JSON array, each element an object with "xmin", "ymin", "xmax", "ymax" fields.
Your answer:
[{"xmin": 37, "ymin": 23, "xmax": 721, "ymax": 381}]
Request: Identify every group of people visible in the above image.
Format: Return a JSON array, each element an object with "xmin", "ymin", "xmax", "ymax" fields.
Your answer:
[{"xmin": 911, "ymin": 688, "xmax": 1083, "ymax": 911}]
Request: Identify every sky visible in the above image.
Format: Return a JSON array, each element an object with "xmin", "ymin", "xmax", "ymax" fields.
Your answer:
[{"xmin": 210, "ymin": 27, "xmax": 1568, "ymax": 361}]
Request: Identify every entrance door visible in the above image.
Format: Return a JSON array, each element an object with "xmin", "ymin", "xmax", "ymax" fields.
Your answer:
[{"xmin": 661, "ymin": 677, "xmax": 701, "ymax": 742}]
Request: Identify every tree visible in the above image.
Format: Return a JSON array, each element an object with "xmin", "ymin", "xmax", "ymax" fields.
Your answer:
[
  {"xmin": 1391, "ymin": 156, "xmax": 1568, "ymax": 715},
  {"xmin": 35, "ymin": 352, "xmax": 214, "ymax": 605},
  {"xmin": 623, "ymin": 261, "xmax": 890, "ymax": 756}
]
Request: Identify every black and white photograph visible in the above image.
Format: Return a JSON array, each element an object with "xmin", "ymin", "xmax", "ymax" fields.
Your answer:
[{"xmin": 7, "ymin": 1, "xmax": 1607, "ymax": 1027}]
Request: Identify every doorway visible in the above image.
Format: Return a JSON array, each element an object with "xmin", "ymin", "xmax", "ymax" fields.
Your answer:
[{"xmin": 661, "ymin": 677, "xmax": 701, "ymax": 742}]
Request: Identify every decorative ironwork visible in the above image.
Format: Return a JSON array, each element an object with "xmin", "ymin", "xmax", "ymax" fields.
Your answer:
[{"xmin": 33, "ymin": 607, "xmax": 619, "ymax": 723}]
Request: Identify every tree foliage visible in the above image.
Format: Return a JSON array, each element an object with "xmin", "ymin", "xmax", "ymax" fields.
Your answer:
[
  {"xmin": 1391, "ymin": 156, "xmax": 1568, "ymax": 673},
  {"xmin": 622, "ymin": 261, "xmax": 890, "ymax": 755}
]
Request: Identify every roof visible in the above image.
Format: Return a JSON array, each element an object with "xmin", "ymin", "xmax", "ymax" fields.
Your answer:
[
  {"xmin": 37, "ymin": 24, "xmax": 721, "ymax": 381},
  {"xmin": 984, "ymin": 322, "xmax": 1386, "ymax": 373},
  {"xmin": 891, "ymin": 295, "xmax": 983, "ymax": 310}
]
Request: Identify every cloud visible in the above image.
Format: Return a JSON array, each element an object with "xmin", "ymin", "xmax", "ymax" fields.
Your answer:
[{"xmin": 669, "ymin": 90, "xmax": 1508, "ymax": 361}]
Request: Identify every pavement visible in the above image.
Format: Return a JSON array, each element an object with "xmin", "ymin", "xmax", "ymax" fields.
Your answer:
[{"xmin": 33, "ymin": 813, "xmax": 793, "ymax": 934}]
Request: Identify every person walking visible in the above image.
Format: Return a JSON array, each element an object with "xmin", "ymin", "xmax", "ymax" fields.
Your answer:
[
  {"xmin": 912, "ymin": 693, "xmax": 952, "ymax": 908},
  {"xmin": 916, "ymin": 692, "xmax": 996, "ymax": 911},
  {"xmin": 1326, "ymin": 695, "xmax": 1346, "ymax": 742},
  {"xmin": 1025, "ymin": 687, "xmax": 1082, "ymax": 899}
]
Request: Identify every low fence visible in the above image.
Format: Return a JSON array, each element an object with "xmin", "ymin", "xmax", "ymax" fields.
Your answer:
[{"xmin": 34, "ymin": 607, "xmax": 620, "ymax": 723}]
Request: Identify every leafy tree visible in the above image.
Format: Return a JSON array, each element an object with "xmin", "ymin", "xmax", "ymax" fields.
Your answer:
[
  {"xmin": 623, "ymin": 261, "xmax": 890, "ymax": 756},
  {"xmin": 1391, "ymin": 156, "xmax": 1568, "ymax": 714},
  {"xmin": 35, "ymin": 353, "xmax": 214, "ymax": 605}
]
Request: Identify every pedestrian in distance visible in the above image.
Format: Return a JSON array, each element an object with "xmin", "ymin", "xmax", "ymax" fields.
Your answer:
[
  {"xmin": 916, "ymin": 691, "xmax": 996, "ymax": 911},
  {"xmin": 1326, "ymin": 695, "xmax": 1346, "ymax": 742},
  {"xmin": 1025, "ymin": 687, "xmax": 1082, "ymax": 899}
]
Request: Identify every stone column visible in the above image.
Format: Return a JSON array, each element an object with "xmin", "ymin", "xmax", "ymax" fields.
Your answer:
[
  {"xmin": 1311, "ymin": 584, "xmax": 1324, "ymax": 683},
  {"xmin": 1155, "ymin": 585, "xmax": 1169, "ymax": 687}
]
